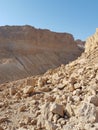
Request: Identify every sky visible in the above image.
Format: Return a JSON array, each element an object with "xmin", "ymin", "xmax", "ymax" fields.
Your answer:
[{"xmin": 0, "ymin": 0, "xmax": 98, "ymax": 40}]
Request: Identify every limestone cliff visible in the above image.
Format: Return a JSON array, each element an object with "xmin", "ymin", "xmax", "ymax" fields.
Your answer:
[
  {"xmin": 85, "ymin": 28, "xmax": 98, "ymax": 52},
  {"xmin": 0, "ymin": 25, "xmax": 83, "ymax": 84}
]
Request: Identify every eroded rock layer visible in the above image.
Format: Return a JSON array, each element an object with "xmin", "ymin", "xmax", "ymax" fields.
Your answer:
[{"xmin": 0, "ymin": 25, "xmax": 83, "ymax": 84}]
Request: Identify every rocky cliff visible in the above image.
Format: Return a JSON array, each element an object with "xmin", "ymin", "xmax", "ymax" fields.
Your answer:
[
  {"xmin": 0, "ymin": 29, "xmax": 98, "ymax": 130},
  {"xmin": 0, "ymin": 25, "xmax": 83, "ymax": 84},
  {"xmin": 85, "ymin": 28, "xmax": 98, "ymax": 52}
]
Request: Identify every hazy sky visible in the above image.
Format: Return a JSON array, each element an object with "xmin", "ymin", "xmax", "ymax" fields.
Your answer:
[{"xmin": 0, "ymin": 0, "xmax": 98, "ymax": 40}]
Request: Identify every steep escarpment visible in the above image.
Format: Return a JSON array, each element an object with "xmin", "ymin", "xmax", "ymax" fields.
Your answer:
[
  {"xmin": 0, "ymin": 29, "xmax": 98, "ymax": 130},
  {"xmin": 0, "ymin": 25, "xmax": 83, "ymax": 84}
]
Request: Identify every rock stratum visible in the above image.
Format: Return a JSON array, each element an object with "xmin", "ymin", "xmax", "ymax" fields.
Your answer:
[
  {"xmin": 0, "ymin": 25, "xmax": 83, "ymax": 84},
  {"xmin": 0, "ymin": 28, "xmax": 98, "ymax": 130}
]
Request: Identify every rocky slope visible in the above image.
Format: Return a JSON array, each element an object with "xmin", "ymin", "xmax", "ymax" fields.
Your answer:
[
  {"xmin": 0, "ymin": 29, "xmax": 98, "ymax": 130},
  {"xmin": 0, "ymin": 25, "xmax": 83, "ymax": 84}
]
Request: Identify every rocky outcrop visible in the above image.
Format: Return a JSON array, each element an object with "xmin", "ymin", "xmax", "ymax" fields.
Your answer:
[
  {"xmin": 0, "ymin": 29, "xmax": 98, "ymax": 130},
  {"xmin": 85, "ymin": 28, "xmax": 98, "ymax": 52},
  {"xmin": 0, "ymin": 25, "xmax": 83, "ymax": 84},
  {"xmin": 76, "ymin": 39, "xmax": 85, "ymax": 50}
]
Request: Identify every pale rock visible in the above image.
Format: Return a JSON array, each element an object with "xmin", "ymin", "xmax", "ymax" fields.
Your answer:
[
  {"xmin": 62, "ymin": 79, "xmax": 68, "ymax": 86},
  {"xmin": 57, "ymin": 83, "xmax": 65, "ymax": 90},
  {"xmin": 10, "ymin": 87, "xmax": 17, "ymax": 96},
  {"xmin": 41, "ymin": 103, "xmax": 52, "ymax": 120},
  {"xmin": 24, "ymin": 116, "xmax": 31, "ymax": 124},
  {"xmin": 74, "ymin": 83, "xmax": 81, "ymax": 89},
  {"xmin": 14, "ymin": 92, "xmax": 21, "ymax": 100},
  {"xmin": 37, "ymin": 115, "xmax": 45, "ymax": 129},
  {"xmin": 73, "ymin": 89, "xmax": 81, "ymax": 96},
  {"xmin": 77, "ymin": 68, "xmax": 84, "ymax": 74},
  {"xmin": 85, "ymin": 123, "xmax": 98, "ymax": 130},
  {"xmin": 53, "ymin": 114, "xmax": 60, "ymax": 123},
  {"xmin": 17, "ymin": 128, "xmax": 27, "ymax": 130},
  {"xmin": 57, "ymin": 118, "xmax": 66, "ymax": 125},
  {"xmin": 63, "ymin": 123, "xmax": 75, "ymax": 130},
  {"xmin": 31, "ymin": 127, "xmax": 36, "ymax": 130},
  {"xmin": 38, "ymin": 77, "xmax": 45, "ymax": 88},
  {"xmin": 52, "ymin": 88, "xmax": 59, "ymax": 92},
  {"xmin": 78, "ymin": 102, "xmax": 98, "ymax": 123},
  {"xmin": 0, "ymin": 102, "xmax": 5, "ymax": 108},
  {"xmin": 72, "ymin": 95, "xmax": 80, "ymax": 103},
  {"xmin": 39, "ymin": 85, "xmax": 51, "ymax": 92},
  {"xmin": 90, "ymin": 128, "xmax": 98, "ymax": 130},
  {"xmin": 67, "ymin": 95, "xmax": 73, "ymax": 103},
  {"xmin": 23, "ymin": 85, "xmax": 34, "ymax": 94},
  {"xmin": 50, "ymin": 103, "xmax": 64, "ymax": 117},
  {"xmin": 66, "ymin": 103, "xmax": 74, "ymax": 117},
  {"xmin": 68, "ymin": 84, "xmax": 75, "ymax": 92},
  {"xmin": 45, "ymin": 121, "xmax": 57, "ymax": 130}
]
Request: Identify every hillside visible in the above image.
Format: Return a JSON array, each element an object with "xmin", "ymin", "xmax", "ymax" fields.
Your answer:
[
  {"xmin": 0, "ymin": 29, "xmax": 98, "ymax": 130},
  {"xmin": 0, "ymin": 25, "xmax": 83, "ymax": 84}
]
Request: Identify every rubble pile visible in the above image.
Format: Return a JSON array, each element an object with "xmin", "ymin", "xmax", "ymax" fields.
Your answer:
[{"xmin": 0, "ymin": 29, "xmax": 98, "ymax": 130}]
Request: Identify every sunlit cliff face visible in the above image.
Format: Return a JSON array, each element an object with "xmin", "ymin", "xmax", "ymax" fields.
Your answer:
[{"xmin": 0, "ymin": 25, "xmax": 83, "ymax": 84}]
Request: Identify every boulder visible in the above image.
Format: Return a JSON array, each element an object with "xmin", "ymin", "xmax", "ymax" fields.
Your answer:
[{"xmin": 50, "ymin": 103, "xmax": 64, "ymax": 117}]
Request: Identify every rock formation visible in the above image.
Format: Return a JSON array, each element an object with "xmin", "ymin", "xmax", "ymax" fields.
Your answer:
[
  {"xmin": 0, "ymin": 25, "xmax": 83, "ymax": 84},
  {"xmin": 85, "ymin": 28, "xmax": 98, "ymax": 52},
  {"xmin": 0, "ymin": 28, "xmax": 98, "ymax": 130}
]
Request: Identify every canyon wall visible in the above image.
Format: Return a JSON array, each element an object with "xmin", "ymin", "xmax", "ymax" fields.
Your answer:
[{"xmin": 0, "ymin": 25, "xmax": 83, "ymax": 84}]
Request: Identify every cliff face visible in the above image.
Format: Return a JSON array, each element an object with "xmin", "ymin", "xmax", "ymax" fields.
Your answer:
[{"xmin": 0, "ymin": 25, "xmax": 83, "ymax": 84}]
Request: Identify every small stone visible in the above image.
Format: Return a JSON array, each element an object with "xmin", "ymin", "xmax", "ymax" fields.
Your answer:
[
  {"xmin": 45, "ymin": 95, "xmax": 55, "ymax": 102},
  {"xmin": 10, "ymin": 87, "xmax": 16, "ymax": 96},
  {"xmin": 73, "ymin": 89, "xmax": 81, "ymax": 96},
  {"xmin": 0, "ymin": 102, "xmax": 5, "ymax": 108},
  {"xmin": 39, "ymin": 86, "xmax": 51, "ymax": 92},
  {"xmin": 31, "ymin": 119, "xmax": 37, "ymax": 125},
  {"xmin": 68, "ymin": 84, "xmax": 75, "ymax": 92},
  {"xmin": 53, "ymin": 114, "xmax": 60, "ymax": 123},
  {"xmin": 74, "ymin": 83, "xmax": 81, "ymax": 89},
  {"xmin": 50, "ymin": 103, "xmax": 64, "ymax": 117},
  {"xmin": 66, "ymin": 103, "xmax": 74, "ymax": 117},
  {"xmin": 23, "ymin": 85, "xmax": 34, "ymax": 94},
  {"xmin": 19, "ymin": 105, "xmax": 26, "ymax": 112},
  {"xmin": 14, "ymin": 92, "xmax": 21, "ymax": 100},
  {"xmin": 38, "ymin": 77, "xmax": 45, "ymax": 87},
  {"xmin": 70, "ymin": 77, "xmax": 77, "ymax": 85},
  {"xmin": 88, "ymin": 95, "xmax": 98, "ymax": 106},
  {"xmin": 57, "ymin": 83, "xmax": 65, "ymax": 90},
  {"xmin": 37, "ymin": 115, "xmax": 45, "ymax": 128},
  {"xmin": 24, "ymin": 116, "xmax": 31, "ymax": 124},
  {"xmin": 45, "ymin": 121, "xmax": 57, "ymax": 130},
  {"xmin": 57, "ymin": 118, "xmax": 66, "ymax": 125},
  {"xmin": 0, "ymin": 117, "xmax": 8, "ymax": 124}
]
